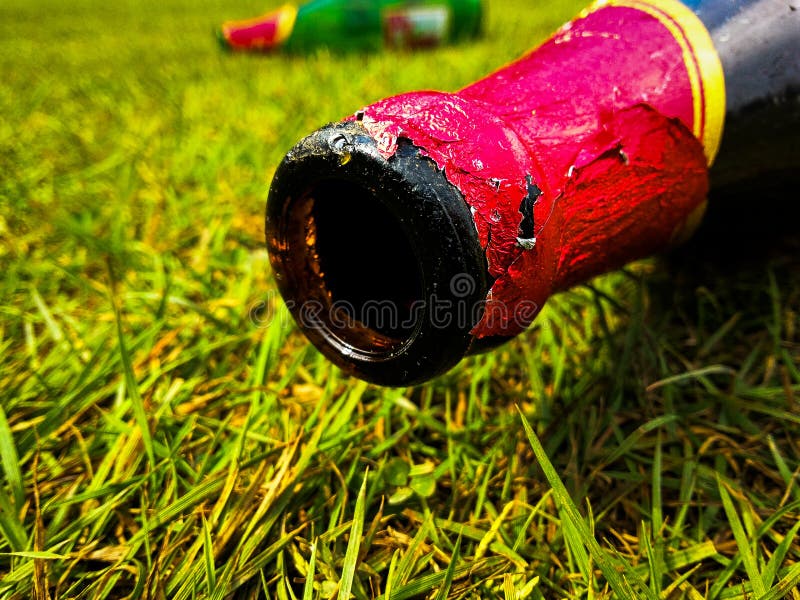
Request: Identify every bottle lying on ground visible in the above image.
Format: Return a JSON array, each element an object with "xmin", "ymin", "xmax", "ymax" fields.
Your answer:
[
  {"xmin": 265, "ymin": 0, "xmax": 800, "ymax": 386},
  {"xmin": 218, "ymin": 0, "xmax": 483, "ymax": 52}
]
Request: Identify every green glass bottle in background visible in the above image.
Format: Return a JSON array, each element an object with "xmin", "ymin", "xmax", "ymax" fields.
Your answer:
[{"xmin": 218, "ymin": 0, "xmax": 483, "ymax": 53}]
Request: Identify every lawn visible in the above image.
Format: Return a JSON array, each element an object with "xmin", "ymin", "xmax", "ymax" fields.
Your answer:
[{"xmin": 1, "ymin": 0, "xmax": 799, "ymax": 598}]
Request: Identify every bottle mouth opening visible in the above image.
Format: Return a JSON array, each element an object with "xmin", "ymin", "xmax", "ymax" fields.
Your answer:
[
  {"xmin": 267, "ymin": 121, "xmax": 490, "ymax": 385},
  {"xmin": 280, "ymin": 178, "xmax": 425, "ymax": 356}
]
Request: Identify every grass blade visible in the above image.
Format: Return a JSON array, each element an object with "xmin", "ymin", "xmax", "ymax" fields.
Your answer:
[
  {"xmin": 0, "ymin": 403, "xmax": 24, "ymax": 511},
  {"xmin": 110, "ymin": 287, "xmax": 156, "ymax": 472},
  {"xmin": 0, "ymin": 481, "xmax": 27, "ymax": 551},
  {"xmin": 337, "ymin": 469, "xmax": 368, "ymax": 600},
  {"xmin": 758, "ymin": 562, "xmax": 800, "ymax": 600},
  {"xmin": 432, "ymin": 535, "xmax": 460, "ymax": 600},
  {"xmin": 519, "ymin": 408, "xmax": 655, "ymax": 600},
  {"xmin": 391, "ymin": 515, "xmax": 432, "ymax": 588},
  {"xmin": 202, "ymin": 515, "xmax": 216, "ymax": 596},
  {"xmin": 717, "ymin": 477, "xmax": 767, "ymax": 597},
  {"xmin": 302, "ymin": 540, "xmax": 318, "ymax": 600},
  {"xmin": 646, "ymin": 365, "xmax": 735, "ymax": 392},
  {"xmin": 762, "ymin": 519, "xmax": 800, "ymax": 589}
]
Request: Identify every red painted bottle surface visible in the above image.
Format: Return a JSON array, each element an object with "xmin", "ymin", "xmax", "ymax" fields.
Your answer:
[{"xmin": 265, "ymin": 0, "xmax": 800, "ymax": 385}]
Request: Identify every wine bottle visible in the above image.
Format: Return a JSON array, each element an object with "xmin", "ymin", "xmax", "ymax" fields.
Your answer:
[
  {"xmin": 265, "ymin": 0, "xmax": 800, "ymax": 386},
  {"xmin": 218, "ymin": 0, "xmax": 483, "ymax": 53}
]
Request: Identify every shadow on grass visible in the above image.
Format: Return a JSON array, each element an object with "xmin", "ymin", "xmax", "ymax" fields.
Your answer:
[{"xmin": 666, "ymin": 169, "xmax": 800, "ymax": 278}]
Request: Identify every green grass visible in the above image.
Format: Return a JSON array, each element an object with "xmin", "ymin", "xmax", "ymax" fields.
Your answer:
[{"xmin": 1, "ymin": 0, "xmax": 799, "ymax": 598}]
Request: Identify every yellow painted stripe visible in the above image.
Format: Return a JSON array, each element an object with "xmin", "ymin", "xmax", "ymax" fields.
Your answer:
[
  {"xmin": 275, "ymin": 4, "xmax": 298, "ymax": 45},
  {"xmin": 631, "ymin": 0, "xmax": 726, "ymax": 164},
  {"xmin": 593, "ymin": 0, "xmax": 726, "ymax": 164}
]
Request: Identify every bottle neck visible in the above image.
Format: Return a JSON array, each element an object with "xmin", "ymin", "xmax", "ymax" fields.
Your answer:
[{"xmin": 360, "ymin": 0, "xmax": 718, "ymax": 338}]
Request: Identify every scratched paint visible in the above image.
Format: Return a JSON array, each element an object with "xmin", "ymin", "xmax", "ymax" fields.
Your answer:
[{"xmin": 353, "ymin": 0, "xmax": 725, "ymax": 338}]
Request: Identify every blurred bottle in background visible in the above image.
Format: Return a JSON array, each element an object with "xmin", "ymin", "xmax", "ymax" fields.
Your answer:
[{"xmin": 218, "ymin": 0, "xmax": 483, "ymax": 52}]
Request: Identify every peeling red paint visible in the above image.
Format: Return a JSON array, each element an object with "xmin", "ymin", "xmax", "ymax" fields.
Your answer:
[{"xmin": 353, "ymin": 2, "xmax": 717, "ymax": 337}]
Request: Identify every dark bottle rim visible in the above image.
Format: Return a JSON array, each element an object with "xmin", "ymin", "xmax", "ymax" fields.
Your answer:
[{"xmin": 266, "ymin": 121, "xmax": 489, "ymax": 386}]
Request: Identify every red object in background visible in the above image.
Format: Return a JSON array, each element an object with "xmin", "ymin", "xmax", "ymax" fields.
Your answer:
[{"xmin": 219, "ymin": 5, "xmax": 297, "ymax": 51}]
